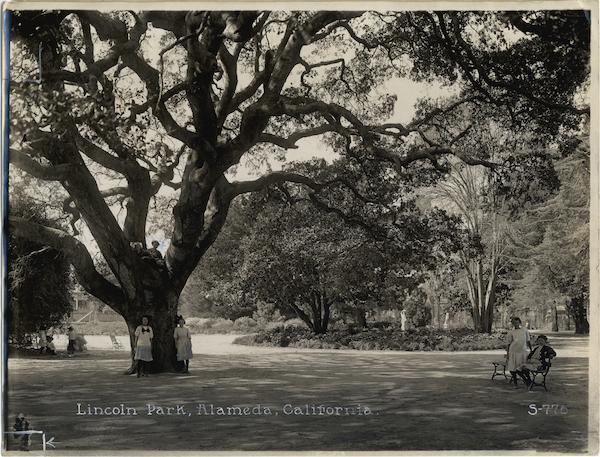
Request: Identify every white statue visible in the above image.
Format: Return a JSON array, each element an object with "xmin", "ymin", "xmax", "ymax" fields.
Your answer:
[
  {"xmin": 443, "ymin": 312, "xmax": 450, "ymax": 330},
  {"xmin": 400, "ymin": 309, "xmax": 407, "ymax": 331}
]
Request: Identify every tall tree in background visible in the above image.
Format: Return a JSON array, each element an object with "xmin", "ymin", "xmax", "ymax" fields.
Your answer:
[
  {"xmin": 235, "ymin": 158, "xmax": 459, "ymax": 334},
  {"xmin": 239, "ymin": 199, "xmax": 354, "ymax": 334},
  {"xmin": 433, "ymin": 162, "xmax": 511, "ymax": 333},
  {"xmin": 426, "ymin": 98, "xmax": 562, "ymax": 333},
  {"xmin": 8, "ymin": 10, "xmax": 590, "ymax": 370},
  {"xmin": 510, "ymin": 135, "xmax": 590, "ymax": 334}
]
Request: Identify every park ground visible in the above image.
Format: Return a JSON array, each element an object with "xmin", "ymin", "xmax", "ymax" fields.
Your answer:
[{"xmin": 4, "ymin": 332, "xmax": 590, "ymax": 453}]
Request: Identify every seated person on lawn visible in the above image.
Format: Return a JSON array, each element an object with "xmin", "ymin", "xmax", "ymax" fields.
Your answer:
[
  {"xmin": 46, "ymin": 336, "xmax": 57, "ymax": 355},
  {"xmin": 517, "ymin": 335, "xmax": 556, "ymax": 385}
]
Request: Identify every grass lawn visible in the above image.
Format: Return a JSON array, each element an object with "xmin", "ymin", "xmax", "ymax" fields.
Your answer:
[{"xmin": 4, "ymin": 335, "xmax": 589, "ymax": 453}]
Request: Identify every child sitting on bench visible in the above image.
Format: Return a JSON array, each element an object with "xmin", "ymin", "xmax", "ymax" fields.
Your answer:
[{"xmin": 517, "ymin": 335, "xmax": 556, "ymax": 385}]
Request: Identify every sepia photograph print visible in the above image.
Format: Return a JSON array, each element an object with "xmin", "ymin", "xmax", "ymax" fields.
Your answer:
[{"xmin": 1, "ymin": 3, "xmax": 598, "ymax": 454}]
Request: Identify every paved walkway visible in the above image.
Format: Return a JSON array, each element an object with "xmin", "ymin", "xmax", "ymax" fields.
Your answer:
[
  {"xmin": 5, "ymin": 333, "xmax": 589, "ymax": 453},
  {"xmin": 51, "ymin": 331, "xmax": 589, "ymax": 358}
]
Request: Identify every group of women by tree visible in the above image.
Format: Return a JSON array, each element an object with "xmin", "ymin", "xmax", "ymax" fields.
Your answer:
[{"xmin": 133, "ymin": 315, "xmax": 193, "ymax": 376}]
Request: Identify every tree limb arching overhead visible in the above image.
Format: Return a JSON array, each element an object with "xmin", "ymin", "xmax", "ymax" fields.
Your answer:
[{"xmin": 8, "ymin": 9, "xmax": 590, "ymax": 370}]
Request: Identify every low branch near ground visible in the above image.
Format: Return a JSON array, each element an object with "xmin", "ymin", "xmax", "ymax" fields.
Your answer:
[{"xmin": 8, "ymin": 216, "xmax": 127, "ymax": 313}]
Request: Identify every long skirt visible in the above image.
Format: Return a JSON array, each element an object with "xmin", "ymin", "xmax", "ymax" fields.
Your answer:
[
  {"xmin": 176, "ymin": 339, "xmax": 193, "ymax": 361},
  {"xmin": 134, "ymin": 345, "xmax": 153, "ymax": 362},
  {"xmin": 507, "ymin": 345, "xmax": 527, "ymax": 372}
]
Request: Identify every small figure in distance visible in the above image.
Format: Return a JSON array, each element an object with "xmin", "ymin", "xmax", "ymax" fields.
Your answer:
[
  {"xmin": 38, "ymin": 328, "xmax": 47, "ymax": 354},
  {"xmin": 67, "ymin": 326, "xmax": 76, "ymax": 356},
  {"xmin": 137, "ymin": 240, "xmax": 166, "ymax": 269},
  {"xmin": 130, "ymin": 241, "xmax": 144, "ymax": 255},
  {"xmin": 46, "ymin": 335, "xmax": 57, "ymax": 355},
  {"xmin": 74, "ymin": 333, "xmax": 88, "ymax": 352}
]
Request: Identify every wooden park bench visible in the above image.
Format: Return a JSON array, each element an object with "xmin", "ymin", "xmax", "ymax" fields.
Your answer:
[{"xmin": 109, "ymin": 334, "xmax": 124, "ymax": 350}]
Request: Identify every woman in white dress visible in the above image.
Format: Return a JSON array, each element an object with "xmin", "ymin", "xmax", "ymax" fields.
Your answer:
[
  {"xmin": 174, "ymin": 316, "xmax": 193, "ymax": 373},
  {"xmin": 134, "ymin": 315, "xmax": 153, "ymax": 378},
  {"xmin": 506, "ymin": 317, "xmax": 531, "ymax": 387}
]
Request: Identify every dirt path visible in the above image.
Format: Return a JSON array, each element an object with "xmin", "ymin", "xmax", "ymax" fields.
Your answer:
[{"xmin": 53, "ymin": 331, "xmax": 589, "ymax": 358}]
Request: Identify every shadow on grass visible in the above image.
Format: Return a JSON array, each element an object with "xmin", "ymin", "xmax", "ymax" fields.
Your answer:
[{"xmin": 5, "ymin": 351, "xmax": 588, "ymax": 452}]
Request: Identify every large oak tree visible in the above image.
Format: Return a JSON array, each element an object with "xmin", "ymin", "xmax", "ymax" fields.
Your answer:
[{"xmin": 8, "ymin": 10, "xmax": 589, "ymax": 370}]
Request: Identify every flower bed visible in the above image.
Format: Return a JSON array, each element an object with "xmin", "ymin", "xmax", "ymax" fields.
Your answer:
[{"xmin": 233, "ymin": 324, "xmax": 508, "ymax": 351}]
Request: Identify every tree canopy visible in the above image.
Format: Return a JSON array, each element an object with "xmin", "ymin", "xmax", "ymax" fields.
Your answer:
[
  {"xmin": 509, "ymin": 134, "xmax": 590, "ymax": 333},
  {"xmin": 7, "ymin": 9, "xmax": 591, "ymax": 367},
  {"xmin": 187, "ymin": 156, "xmax": 461, "ymax": 332}
]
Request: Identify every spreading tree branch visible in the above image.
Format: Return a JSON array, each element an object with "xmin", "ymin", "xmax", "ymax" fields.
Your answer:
[
  {"xmin": 10, "ymin": 148, "xmax": 73, "ymax": 181},
  {"xmin": 8, "ymin": 216, "xmax": 127, "ymax": 313}
]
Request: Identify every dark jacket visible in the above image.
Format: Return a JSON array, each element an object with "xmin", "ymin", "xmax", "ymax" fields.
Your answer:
[
  {"xmin": 13, "ymin": 417, "xmax": 29, "ymax": 440},
  {"xmin": 527, "ymin": 344, "xmax": 557, "ymax": 370}
]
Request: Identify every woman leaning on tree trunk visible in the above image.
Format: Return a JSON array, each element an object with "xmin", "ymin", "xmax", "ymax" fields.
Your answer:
[{"xmin": 134, "ymin": 315, "xmax": 154, "ymax": 378}]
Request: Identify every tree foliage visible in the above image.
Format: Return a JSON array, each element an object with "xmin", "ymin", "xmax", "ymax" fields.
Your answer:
[
  {"xmin": 237, "ymin": 191, "xmax": 457, "ymax": 333},
  {"xmin": 8, "ymin": 193, "xmax": 73, "ymax": 344},
  {"xmin": 7, "ymin": 9, "xmax": 590, "ymax": 366},
  {"xmin": 191, "ymin": 157, "xmax": 461, "ymax": 333},
  {"xmin": 510, "ymin": 134, "xmax": 590, "ymax": 333},
  {"xmin": 426, "ymin": 98, "xmax": 566, "ymax": 333}
]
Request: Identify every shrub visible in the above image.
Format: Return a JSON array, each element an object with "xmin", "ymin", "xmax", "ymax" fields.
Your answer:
[
  {"xmin": 232, "ymin": 334, "xmax": 256, "ymax": 346},
  {"xmin": 252, "ymin": 301, "xmax": 284, "ymax": 329},
  {"xmin": 236, "ymin": 323, "xmax": 508, "ymax": 352},
  {"xmin": 233, "ymin": 316, "xmax": 258, "ymax": 333},
  {"xmin": 211, "ymin": 319, "xmax": 235, "ymax": 333},
  {"xmin": 186, "ymin": 318, "xmax": 240, "ymax": 334},
  {"xmin": 284, "ymin": 318, "xmax": 308, "ymax": 328},
  {"xmin": 185, "ymin": 318, "xmax": 213, "ymax": 333},
  {"xmin": 263, "ymin": 321, "xmax": 286, "ymax": 331},
  {"xmin": 185, "ymin": 317, "xmax": 206, "ymax": 328}
]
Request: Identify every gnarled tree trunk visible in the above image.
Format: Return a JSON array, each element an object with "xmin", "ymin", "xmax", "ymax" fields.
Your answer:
[{"xmin": 124, "ymin": 291, "xmax": 179, "ymax": 373}]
